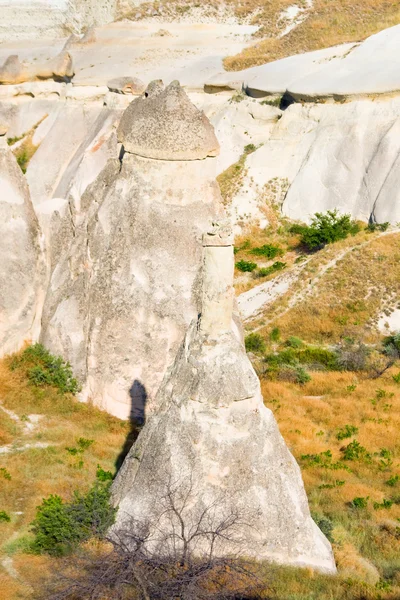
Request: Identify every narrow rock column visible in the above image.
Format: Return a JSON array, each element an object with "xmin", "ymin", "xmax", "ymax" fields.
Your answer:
[{"xmin": 199, "ymin": 223, "xmax": 234, "ymax": 338}]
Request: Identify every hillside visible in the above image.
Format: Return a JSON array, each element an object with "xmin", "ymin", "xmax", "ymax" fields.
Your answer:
[{"xmin": 125, "ymin": 0, "xmax": 400, "ymax": 70}]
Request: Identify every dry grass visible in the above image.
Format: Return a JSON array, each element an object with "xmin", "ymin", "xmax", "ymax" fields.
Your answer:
[
  {"xmin": 224, "ymin": 0, "xmax": 400, "ymax": 70},
  {"xmin": 261, "ymin": 368, "xmax": 400, "ymax": 595},
  {"xmin": 0, "ymin": 352, "xmax": 130, "ymax": 597},
  {"xmin": 250, "ymin": 231, "xmax": 400, "ymax": 344}
]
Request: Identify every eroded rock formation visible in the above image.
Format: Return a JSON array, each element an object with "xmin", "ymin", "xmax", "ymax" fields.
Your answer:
[
  {"xmin": 118, "ymin": 80, "xmax": 220, "ymax": 160},
  {"xmin": 0, "ymin": 51, "xmax": 74, "ymax": 85},
  {"xmin": 111, "ymin": 223, "xmax": 336, "ymax": 573},
  {"xmin": 39, "ymin": 81, "xmax": 224, "ymax": 418},
  {"xmin": 0, "ymin": 145, "xmax": 45, "ymax": 356}
]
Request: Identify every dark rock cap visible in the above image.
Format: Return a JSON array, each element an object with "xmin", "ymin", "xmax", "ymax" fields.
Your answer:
[{"xmin": 117, "ymin": 80, "xmax": 220, "ymax": 161}]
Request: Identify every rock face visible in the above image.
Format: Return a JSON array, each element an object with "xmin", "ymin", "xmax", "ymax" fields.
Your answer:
[
  {"xmin": 0, "ymin": 51, "xmax": 74, "ymax": 84},
  {"xmin": 0, "ymin": 146, "xmax": 44, "ymax": 356},
  {"xmin": 118, "ymin": 80, "xmax": 220, "ymax": 160},
  {"xmin": 112, "ymin": 224, "xmax": 336, "ymax": 573},
  {"xmin": 107, "ymin": 77, "xmax": 146, "ymax": 95},
  {"xmin": 229, "ymin": 98, "xmax": 400, "ymax": 226},
  {"xmin": 0, "ymin": 0, "xmax": 117, "ymax": 41},
  {"xmin": 40, "ymin": 82, "xmax": 224, "ymax": 418}
]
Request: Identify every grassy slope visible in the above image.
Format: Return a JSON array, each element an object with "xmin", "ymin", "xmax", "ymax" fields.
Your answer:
[{"xmin": 0, "ymin": 358, "xmax": 130, "ymax": 598}]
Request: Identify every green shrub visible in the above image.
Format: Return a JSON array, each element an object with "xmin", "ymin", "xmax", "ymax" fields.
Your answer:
[
  {"xmin": 244, "ymin": 143, "xmax": 257, "ymax": 154},
  {"xmin": 276, "ymin": 364, "xmax": 311, "ymax": 385},
  {"xmin": 367, "ymin": 222, "xmax": 389, "ymax": 233},
  {"xmin": 312, "ymin": 515, "xmax": 334, "ymax": 542},
  {"xmin": 373, "ymin": 499, "xmax": 393, "ymax": 510},
  {"xmin": 0, "ymin": 510, "xmax": 11, "ymax": 522},
  {"xmin": 392, "ymin": 372, "xmax": 400, "ymax": 384},
  {"xmin": 318, "ymin": 480, "xmax": 345, "ymax": 490},
  {"xmin": 341, "ymin": 440, "xmax": 371, "ymax": 462},
  {"xmin": 285, "ymin": 336, "xmax": 304, "ymax": 349},
  {"xmin": 301, "ymin": 450, "xmax": 350, "ymax": 471},
  {"xmin": 10, "ymin": 344, "xmax": 80, "ymax": 395},
  {"xmin": 245, "ymin": 333, "xmax": 266, "ymax": 354},
  {"xmin": 257, "ymin": 262, "xmax": 286, "ymax": 278},
  {"xmin": 290, "ymin": 210, "xmax": 360, "ymax": 251},
  {"xmin": 265, "ymin": 346, "xmax": 340, "ymax": 371},
  {"xmin": 0, "ymin": 467, "xmax": 11, "ymax": 480},
  {"xmin": 351, "ymin": 497, "xmax": 369, "ymax": 509},
  {"xmin": 235, "ymin": 260, "xmax": 258, "ymax": 273},
  {"xmin": 386, "ymin": 475, "xmax": 400, "ymax": 487},
  {"xmin": 336, "ymin": 425, "xmax": 359, "ymax": 441},
  {"xmin": 96, "ymin": 465, "xmax": 113, "ymax": 482},
  {"xmin": 31, "ymin": 479, "xmax": 116, "ymax": 556},
  {"xmin": 250, "ymin": 244, "xmax": 283, "ymax": 259},
  {"xmin": 65, "ymin": 438, "xmax": 94, "ymax": 456},
  {"xmin": 270, "ymin": 327, "xmax": 280, "ymax": 342}
]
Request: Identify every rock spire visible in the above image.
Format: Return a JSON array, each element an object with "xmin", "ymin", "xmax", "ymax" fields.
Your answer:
[{"xmin": 111, "ymin": 223, "xmax": 336, "ymax": 573}]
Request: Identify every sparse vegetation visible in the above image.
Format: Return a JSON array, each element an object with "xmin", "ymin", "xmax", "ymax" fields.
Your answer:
[
  {"xmin": 236, "ymin": 259, "xmax": 258, "ymax": 272},
  {"xmin": 245, "ymin": 332, "xmax": 266, "ymax": 353},
  {"xmin": 9, "ymin": 344, "xmax": 80, "ymax": 395}
]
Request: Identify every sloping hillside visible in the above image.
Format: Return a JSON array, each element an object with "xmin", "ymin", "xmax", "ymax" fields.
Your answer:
[{"xmin": 124, "ymin": 0, "xmax": 400, "ymax": 70}]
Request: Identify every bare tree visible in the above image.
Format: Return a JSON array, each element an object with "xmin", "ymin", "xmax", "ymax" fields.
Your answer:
[{"xmin": 38, "ymin": 477, "xmax": 264, "ymax": 600}]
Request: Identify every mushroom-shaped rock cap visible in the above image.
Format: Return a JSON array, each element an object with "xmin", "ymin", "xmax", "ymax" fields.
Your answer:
[{"xmin": 117, "ymin": 80, "xmax": 220, "ymax": 161}]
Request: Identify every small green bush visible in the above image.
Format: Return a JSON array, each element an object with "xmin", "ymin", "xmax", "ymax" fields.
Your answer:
[
  {"xmin": 341, "ymin": 440, "xmax": 371, "ymax": 462},
  {"xmin": 235, "ymin": 260, "xmax": 258, "ymax": 273},
  {"xmin": 10, "ymin": 344, "xmax": 80, "ymax": 395},
  {"xmin": 0, "ymin": 510, "xmax": 11, "ymax": 522},
  {"xmin": 351, "ymin": 497, "xmax": 369, "ymax": 509},
  {"xmin": 312, "ymin": 515, "xmax": 335, "ymax": 542},
  {"xmin": 0, "ymin": 467, "xmax": 11, "ymax": 480},
  {"xmin": 336, "ymin": 425, "xmax": 359, "ymax": 441},
  {"xmin": 245, "ymin": 333, "xmax": 266, "ymax": 354},
  {"xmin": 250, "ymin": 244, "xmax": 283, "ymax": 259},
  {"xmin": 290, "ymin": 210, "xmax": 360, "ymax": 251},
  {"xmin": 386, "ymin": 475, "xmax": 400, "ymax": 487},
  {"xmin": 265, "ymin": 346, "xmax": 340, "ymax": 371},
  {"xmin": 367, "ymin": 222, "xmax": 389, "ymax": 233},
  {"xmin": 244, "ymin": 143, "xmax": 257, "ymax": 154},
  {"xmin": 373, "ymin": 499, "xmax": 393, "ymax": 510},
  {"xmin": 257, "ymin": 262, "xmax": 286, "ymax": 278},
  {"xmin": 31, "ymin": 479, "xmax": 116, "ymax": 556},
  {"xmin": 392, "ymin": 372, "xmax": 400, "ymax": 384},
  {"xmin": 285, "ymin": 336, "xmax": 304, "ymax": 349},
  {"xmin": 301, "ymin": 450, "xmax": 349, "ymax": 471},
  {"xmin": 270, "ymin": 327, "xmax": 280, "ymax": 342},
  {"xmin": 273, "ymin": 363, "xmax": 311, "ymax": 385}
]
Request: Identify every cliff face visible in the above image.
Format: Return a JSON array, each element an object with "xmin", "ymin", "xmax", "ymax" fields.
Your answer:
[
  {"xmin": 0, "ymin": 143, "xmax": 45, "ymax": 357},
  {"xmin": 0, "ymin": 0, "xmax": 117, "ymax": 40}
]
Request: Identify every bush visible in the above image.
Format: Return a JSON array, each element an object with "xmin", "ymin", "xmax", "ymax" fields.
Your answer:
[
  {"xmin": 336, "ymin": 425, "xmax": 359, "ymax": 441},
  {"xmin": 270, "ymin": 327, "xmax": 280, "ymax": 342},
  {"xmin": 257, "ymin": 261, "xmax": 286, "ymax": 278},
  {"xmin": 250, "ymin": 244, "xmax": 283, "ymax": 259},
  {"xmin": 265, "ymin": 346, "xmax": 340, "ymax": 371},
  {"xmin": 0, "ymin": 510, "xmax": 11, "ymax": 522},
  {"xmin": 386, "ymin": 475, "xmax": 400, "ymax": 487},
  {"xmin": 336, "ymin": 340, "xmax": 370, "ymax": 372},
  {"xmin": 31, "ymin": 479, "xmax": 116, "ymax": 556},
  {"xmin": 273, "ymin": 363, "xmax": 311, "ymax": 385},
  {"xmin": 341, "ymin": 440, "xmax": 371, "ymax": 462},
  {"xmin": 285, "ymin": 336, "xmax": 304, "ymax": 349},
  {"xmin": 312, "ymin": 515, "xmax": 334, "ymax": 542},
  {"xmin": 291, "ymin": 210, "xmax": 360, "ymax": 250},
  {"xmin": 10, "ymin": 344, "xmax": 80, "ymax": 395},
  {"xmin": 351, "ymin": 497, "xmax": 369, "ymax": 509},
  {"xmin": 235, "ymin": 260, "xmax": 257, "ymax": 273},
  {"xmin": 245, "ymin": 333, "xmax": 266, "ymax": 354},
  {"xmin": 367, "ymin": 221, "xmax": 389, "ymax": 233}
]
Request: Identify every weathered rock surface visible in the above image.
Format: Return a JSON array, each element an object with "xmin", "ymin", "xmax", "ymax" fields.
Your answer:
[
  {"xmin": 107, "ymin": 76, "xmax": 146, "ymax": 95},
  {"xmin": 0, "ymin": 146, "xmax": 44, "ymax": 356},
  {"xmin": 0, "ymin": 50, "xmax": 74, "ymax": 84},
  {"xmin": 112, "ymin": 227, "xmax": 336, "ymax": 573},
  {"xmin": 118, "ymin": 81, "xmax": 220, "ymax": 160},
  {"xmin": 228, "ymin": 97, "xmax": 400, "ymax": 227}
]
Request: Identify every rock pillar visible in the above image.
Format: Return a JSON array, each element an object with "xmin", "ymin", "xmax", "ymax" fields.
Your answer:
[{"xmin": 199, "ymin": 224, "xmax": 234, "ymax": 338}]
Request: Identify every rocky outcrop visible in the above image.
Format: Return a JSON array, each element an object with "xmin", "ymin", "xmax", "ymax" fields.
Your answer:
[
  {"xmin": 0, "ymin": 146, "xmax": 45, "ymax": 356},
  {"xmin": 118, "ymin": 80, "xmax": 220, "ymax": 160},
  {"xmin": 228, "ymin": 97, "xmax": 400, "ymax": 226},
  {"xmin": 0, "ymin": 51, "xmax": 74, "ymax": 85},
  {"xmin": 39, "ymin": 82, "xmax": 224, "ymax": 418},
  {"xmin": 111, "ymin": 224, "xmax": 336, "ymax": 573},
  {"xmin": 107, "ymin": 77, "xmax": 146, "ymax": 95}
]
